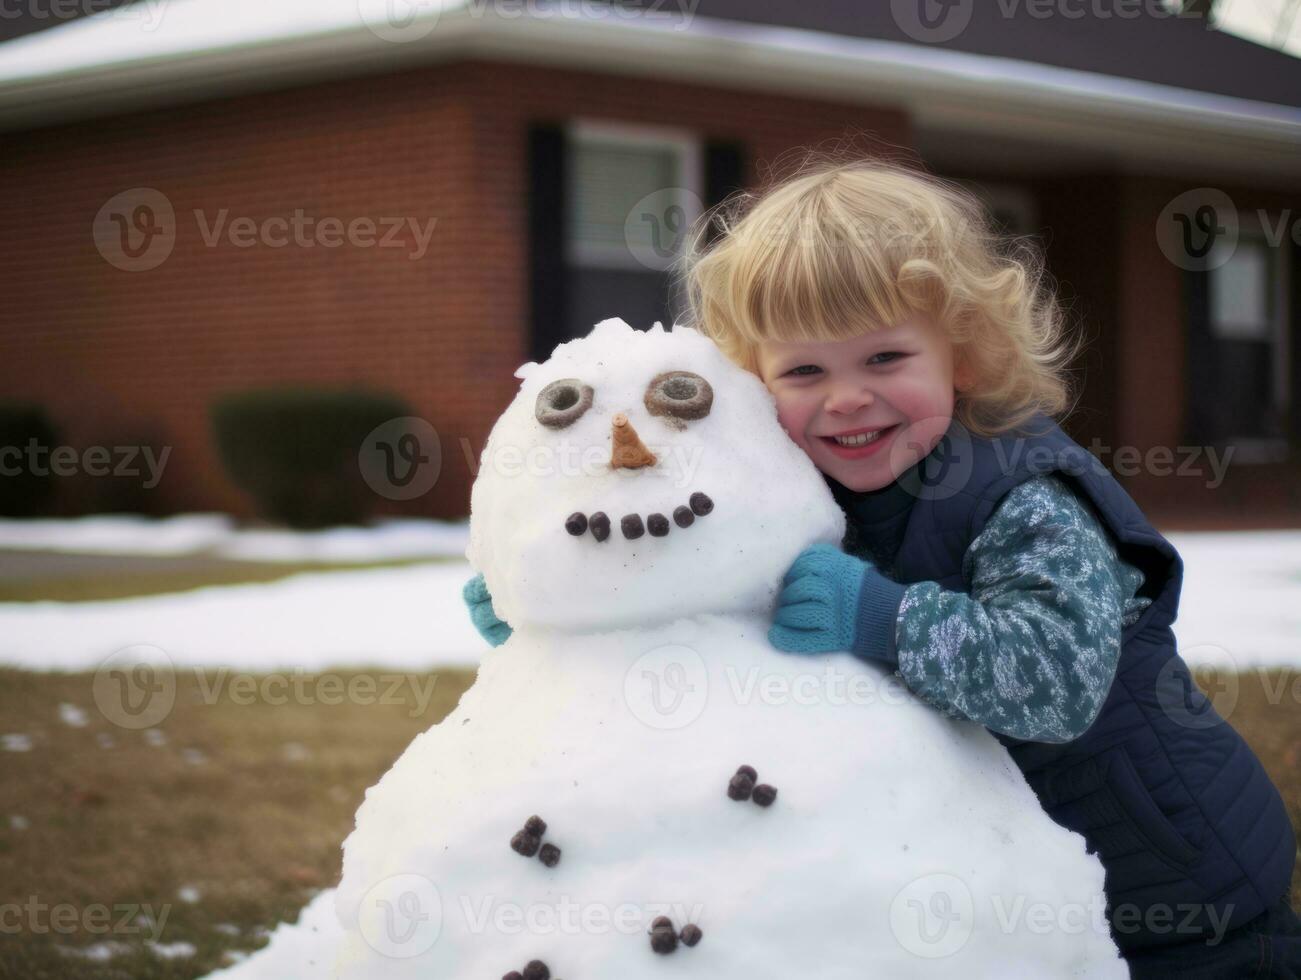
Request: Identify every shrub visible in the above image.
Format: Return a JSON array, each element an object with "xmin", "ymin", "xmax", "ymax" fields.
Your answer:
[{"xmin": 211, "ymin": 387, "xmax": 412, "ymax": 528}]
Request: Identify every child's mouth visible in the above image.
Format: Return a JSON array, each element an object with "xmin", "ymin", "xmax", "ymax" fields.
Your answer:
[{"xmin": 819, "ymin": 424, "xmax": 900, "ymax": 459}]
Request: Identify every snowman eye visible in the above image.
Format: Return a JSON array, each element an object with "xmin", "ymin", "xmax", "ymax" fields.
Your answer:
[
  {"xmin": 535, "ymin": 378, "xmax": 594, "ymax": 429},
  {"xmin": 645, "ymin": 370, "xmax": 713, "ymax": 422}
]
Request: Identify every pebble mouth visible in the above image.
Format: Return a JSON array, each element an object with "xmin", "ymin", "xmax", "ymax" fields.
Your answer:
[{"xmin": 563, "ymin": 492, "xmax": 714, "ymax": 541}]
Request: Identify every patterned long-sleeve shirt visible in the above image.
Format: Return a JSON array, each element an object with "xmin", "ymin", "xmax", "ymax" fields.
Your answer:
[{"xmin": 840, "ymin": 473, "xmax": 1152, "ymax": 744}]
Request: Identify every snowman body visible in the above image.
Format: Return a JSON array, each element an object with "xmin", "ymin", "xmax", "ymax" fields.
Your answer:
[{"xmin": 332, "ymin": 320, "xmax": 1126, "ymax": 977}]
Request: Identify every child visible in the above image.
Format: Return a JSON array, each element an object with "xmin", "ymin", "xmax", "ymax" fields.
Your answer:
[
  {"xmin": 678, "ymin": 155, "xmax": 1299, "ymax": 976},
  {"xmin": 464, "ymin": 155, "xmax": 1299, "ymax": 975}
]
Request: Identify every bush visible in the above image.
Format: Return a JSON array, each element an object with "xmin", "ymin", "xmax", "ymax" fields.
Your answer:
[
  {"xmin": 0, "ymin": 403, "xmax": 59, "ymax": 516},
  {"xmin": 211, "ymin": 387, "xmax": 412, "ymax": 528}
]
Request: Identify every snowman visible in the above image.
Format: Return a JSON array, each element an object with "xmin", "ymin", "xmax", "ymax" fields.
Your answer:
[{"xmin": 208, "ymin": 318, "xmax": 1125, "ymax": 979}]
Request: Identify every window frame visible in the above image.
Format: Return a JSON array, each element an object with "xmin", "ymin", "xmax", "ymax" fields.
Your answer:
[{"xmin": 565, "ymin": 119, "xmax": 703, "ymax": 272}]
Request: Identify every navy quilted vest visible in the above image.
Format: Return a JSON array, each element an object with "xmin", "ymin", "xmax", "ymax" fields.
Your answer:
[{"xmin": 890, "ymin": 413, "xmax": 1296, "ymax": 952}]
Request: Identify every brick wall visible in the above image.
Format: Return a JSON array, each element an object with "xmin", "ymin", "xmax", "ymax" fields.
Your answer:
[{"xmin": 0, "ymin": 58, "xmax": 908, "ymax": 519}]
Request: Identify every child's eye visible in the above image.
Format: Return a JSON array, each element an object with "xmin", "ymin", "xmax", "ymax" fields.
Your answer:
[
  {"xmin": 868, "ymin": 352, "xmax": 905, "ymax": 365},
  {"xmin": 785, "ymin": 365, "xmax": 822, "ymax": 377}
]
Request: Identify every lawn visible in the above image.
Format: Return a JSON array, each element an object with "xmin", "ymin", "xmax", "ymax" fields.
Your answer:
[
  {"xmin": 0, "ymin": 665, "xmax": 475, "ymax": 979},
  {"xmin": 0, "ymin": 666, "xmax": 1296, "ymax": 979},
  {"xmin": 0, "ymin": 554, "xmax": 441, "ymax": 604}
]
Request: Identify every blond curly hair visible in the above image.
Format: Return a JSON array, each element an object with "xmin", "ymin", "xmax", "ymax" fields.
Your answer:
[{"xmin": 677, "ymin": 153, "xmax": 1082, "ymax": 437}]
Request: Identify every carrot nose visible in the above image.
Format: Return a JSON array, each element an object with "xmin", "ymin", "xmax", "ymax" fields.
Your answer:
[{"xmin": 611, "ymin": 413, "xmax": 657, "ymax": 469}]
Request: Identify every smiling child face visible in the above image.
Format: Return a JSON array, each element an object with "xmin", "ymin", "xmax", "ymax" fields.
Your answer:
[{"xmin": 756, "ymin": 316, "xmax": 970, "ymax": 492}]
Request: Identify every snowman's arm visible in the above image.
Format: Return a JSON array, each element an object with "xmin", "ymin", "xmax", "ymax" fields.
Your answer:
[
  {"xmin": 863, "ymin": 475, "xmax": 1147, "ymax": 743},
  {"xmin": 462, "ymin": 573, "xmax": 514, "ymax": 647}
]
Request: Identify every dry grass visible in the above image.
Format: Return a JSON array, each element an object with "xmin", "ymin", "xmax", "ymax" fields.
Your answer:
[
  {"xmin": 0, "ymin": 667, "xmax": 1295, "ymax": 979},
  {"xmin": 0, "ymin": 556, "xmax": 439, "ymax": 604},
  {"xmin": 0, "ymin": 666, "xmax": 475, "ymax": 979}
]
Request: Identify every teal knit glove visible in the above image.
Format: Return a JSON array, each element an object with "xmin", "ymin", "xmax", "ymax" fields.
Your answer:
[
  {"xmin": 463, "ymin": 573, "xmax": 513, "ymax": 647},
  {"xmin": 769, "ymin": 544, "xmax": 864, "ymax": 654}
]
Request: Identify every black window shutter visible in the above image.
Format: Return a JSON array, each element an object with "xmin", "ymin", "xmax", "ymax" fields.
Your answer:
[
  {"xmin": 703, "ymin": 139, "xmax": 746, "ymax": 244},
  {"xmin": 1183, "ymin": 268, "xmax": 1215, "ymax": 446},
  {"xmin": 527, "ymin": 123, "xmax": 568, "ymax": 363},
  {"xmin": 1291, "ymin": 240, "xmax": 1301, "ymax": 447}
]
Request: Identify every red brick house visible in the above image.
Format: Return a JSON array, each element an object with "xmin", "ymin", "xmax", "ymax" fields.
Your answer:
[{"xmin": 0, "ymin": 1, "xmax": 1298, "ymax": 525}]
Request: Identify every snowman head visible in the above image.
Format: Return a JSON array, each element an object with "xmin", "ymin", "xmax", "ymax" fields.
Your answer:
[{"xmin": 467, "ymin": 318, "xmax": 846, "ymax": 632}]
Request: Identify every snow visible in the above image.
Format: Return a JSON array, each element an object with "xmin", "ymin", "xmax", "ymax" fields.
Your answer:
[
  {"xmin": 468, "ymin": 320, "xmax": 845, "ymax": 632},
  {"xmin": 58, "ymin": 941, "xmax": 132, "ymax": 962},
  {"xmin": 58, "ymin": 702, "xmax": 89, "ymax": 727},
  {"xmin": 321, "ymin": 319, "xmax": 1123, "ymax": 977},
  {"xmin": 192, "ymin": 319, "xmax": 1299, "ymax": 980},
  {"xmin": 0, "ymin": 529, "xmax": 1297, "ymax": 680},
  {"xmin": 202, "ymin": 891, "xmax": 341, "ymax": 980},
  {"xmin": 1164, "ymin": 530, "xmax": 1301, "ymax": 671},
  {"xmin": 148, "ymin": 940, "xmax": 198, "ymax": 960},
  {"xmin": 0, "ymin": 514, "xmax": 468, "ymax": 562},
  {"xmin": 0, "ymin": 562, "xmax": 484, "ymax": 671},
  {"xmin": 0, "ymin": 0, "xmax": 468, "ymax": 83}
]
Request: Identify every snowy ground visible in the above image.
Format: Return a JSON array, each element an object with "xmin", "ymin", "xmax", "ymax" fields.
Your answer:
[
  {"xmin": 0, "ymin": 514, "xmax": 468, "ymax": 563},
  {"xmin": 0, "ymin": 518, "xmax": 1296, "ymax": 672}
]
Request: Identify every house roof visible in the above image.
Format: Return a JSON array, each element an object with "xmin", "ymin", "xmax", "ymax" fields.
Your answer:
[
  {"xmin": 693, "ymin": 0, "xmax": 1301, "ymax": 109},
  {"xmin": 0, "ymin": 0, "xmax": 1297, "ymax": 181}
]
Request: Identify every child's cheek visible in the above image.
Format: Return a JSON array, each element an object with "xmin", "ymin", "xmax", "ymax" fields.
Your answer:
[{"xmin": 769, "ymin": 394, "xmax": 807, "ymax": 449}]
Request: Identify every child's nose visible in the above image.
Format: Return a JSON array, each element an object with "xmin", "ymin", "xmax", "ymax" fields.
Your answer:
[{"xmin": 824, "ymin": 381, "xmax": 875, "ymax": 415}]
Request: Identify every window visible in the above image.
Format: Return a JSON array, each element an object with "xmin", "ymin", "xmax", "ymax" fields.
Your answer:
[
  {"xmin": 560, "ymin": 122, "xmax": 702, "ymax": 337},
  {"xmin": 567, "ymin": 121, "xmax": 702, "ymax": 272},
  {"xmin": 1186, "ymin": 212, "xmax": 1293, "ymax": 463}
]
